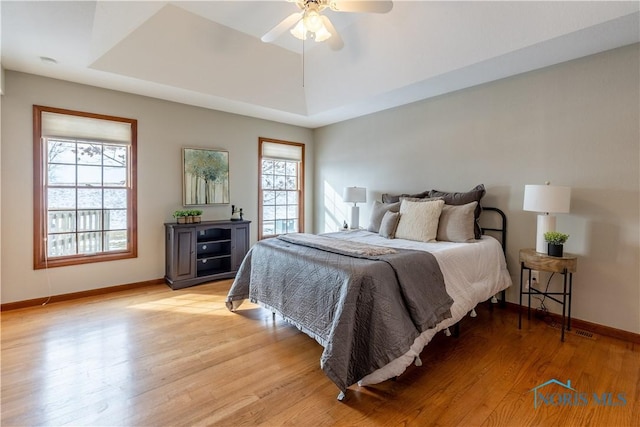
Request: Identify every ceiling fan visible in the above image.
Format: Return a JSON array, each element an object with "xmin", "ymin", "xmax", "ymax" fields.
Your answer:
[{"xmin": 261, "ymin": 0, "xmax": 393, "ymax": 51}]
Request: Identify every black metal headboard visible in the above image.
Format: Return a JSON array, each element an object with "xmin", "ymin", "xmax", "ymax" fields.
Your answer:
[{"xmin": 480, "ymin": 207, "xmax": 507, "ymax": 253}]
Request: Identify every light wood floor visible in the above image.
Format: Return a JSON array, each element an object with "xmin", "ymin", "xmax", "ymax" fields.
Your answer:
[{"xmin": 1, "ymin": 280, "xmax": 638, "ymax": 427}]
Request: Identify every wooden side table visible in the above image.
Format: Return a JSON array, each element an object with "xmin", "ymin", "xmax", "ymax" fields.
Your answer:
[{"xmin": 518, "ymin": 248, "xmax": 578, "ymax": 341}]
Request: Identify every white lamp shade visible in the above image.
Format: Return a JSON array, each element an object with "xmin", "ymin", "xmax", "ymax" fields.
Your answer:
[
  {"xmin": 343, "ymin": 187, "xmax": 367, "ymax": 204},
  {"xmin": 523, "ymin": 185, "xmax": 571, "ymax": 214}
]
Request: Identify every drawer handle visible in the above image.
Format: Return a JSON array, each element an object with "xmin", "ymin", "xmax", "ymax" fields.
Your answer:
[{"xmin": 202, "ymin": 244, "xmax": 207, "ymax": 250}]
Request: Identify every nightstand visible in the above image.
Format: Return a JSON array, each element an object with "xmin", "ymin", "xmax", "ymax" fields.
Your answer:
[{"xmin": 518, "ymin": 248, "xmax": 578, "ymax": 341}]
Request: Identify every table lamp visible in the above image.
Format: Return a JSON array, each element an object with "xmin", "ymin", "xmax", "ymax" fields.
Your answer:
[
  {"xmin": 523, "ymin": 182, "xmax": 571, "ymax": 253},
  {"xmin": 343, "ymin": 186, "xmax": 367, "ymax": 229}
]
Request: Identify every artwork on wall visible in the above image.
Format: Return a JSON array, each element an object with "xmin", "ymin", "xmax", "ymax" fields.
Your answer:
[{"xmin": 182, "ymin": 148, "xmax": 230, "ymax": 206}]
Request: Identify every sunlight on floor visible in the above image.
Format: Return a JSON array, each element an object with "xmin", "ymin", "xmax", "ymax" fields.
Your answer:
[{"xmin": 127, "ymin": 293, "xmax": 236, "ymax": 316}]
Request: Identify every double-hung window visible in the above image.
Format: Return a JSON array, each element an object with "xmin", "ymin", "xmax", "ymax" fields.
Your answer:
[
  {"xmin": 33, "ymin": 106, "xmax": 137, "ymax": 269},
  {"xmin": 258, "ymin": 138, "xmax": 304, "ymax": 239}
]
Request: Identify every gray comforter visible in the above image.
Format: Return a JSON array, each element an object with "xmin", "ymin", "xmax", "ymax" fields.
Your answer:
[{"xmin": 225, "ymin": 233, "xmax": 453, "ymax": 392}]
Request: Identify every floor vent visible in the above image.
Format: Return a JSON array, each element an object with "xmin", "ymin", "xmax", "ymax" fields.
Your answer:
[
  {"xmin": 573, "ymin": 329, "xmax": 595, "ymax": 339},
  {"xmin": 548, "ymin": 322, "xmax": 596, "ymax": 340}
]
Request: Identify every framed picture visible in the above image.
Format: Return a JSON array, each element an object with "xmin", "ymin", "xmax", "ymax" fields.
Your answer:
[{"xmin": 182, "ymin": 148, "xmax": 230, "ymax": 206}]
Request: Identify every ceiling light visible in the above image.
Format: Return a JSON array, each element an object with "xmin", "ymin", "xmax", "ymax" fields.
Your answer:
[
  {"xmin": 304, "ymin": 10, "xmax": 323, "ymax": 33},
  {"xmin": 290, "ymin": 9, "xmax": 332, "ymax": 42},
  {"xmin": 290, "ymin": 20, "xmax": 308, "ymax": 40},
  {"xmin": 313, "ymin": 25, "xmax": 332, "ymax": 42}
]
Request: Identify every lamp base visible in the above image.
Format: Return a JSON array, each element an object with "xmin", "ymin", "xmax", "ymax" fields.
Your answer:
[
  {"xmin": 348, "ymin": 206, "xmax": 360, "ymax": 229},
  {"xmin": 536, "ymin": 214, "xmax": 556, "ymax": 253}
]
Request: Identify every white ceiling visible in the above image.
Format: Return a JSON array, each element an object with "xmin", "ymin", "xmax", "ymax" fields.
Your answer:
[{"xmin": 2, "ymin": 1, "xmax": 639, "ymax": 128}]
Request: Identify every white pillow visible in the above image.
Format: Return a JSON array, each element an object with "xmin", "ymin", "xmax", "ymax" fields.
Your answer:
[{"xmin": 395, "ymin": 199, "xmax": 444, "ymax": 242}]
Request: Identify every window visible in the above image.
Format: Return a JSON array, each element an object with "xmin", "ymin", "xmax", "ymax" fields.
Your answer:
[
  {"xmin": 258, "ymin": 138, "xmax": 304, "ymax": 239},
  {"xmin": 33, "ymin": 105, "xmax": 137, "ymax": 269}
]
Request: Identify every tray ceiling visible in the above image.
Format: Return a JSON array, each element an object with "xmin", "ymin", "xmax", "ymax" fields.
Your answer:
[{"xmin": 2, "ymin": 1, "xmax": 638, "ymax": 128}]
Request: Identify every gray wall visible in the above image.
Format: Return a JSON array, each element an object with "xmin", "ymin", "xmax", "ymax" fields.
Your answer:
[
  {"xmin": 0, "ymin": 71, "xmax": 313, "ymax": 303},
  {"xmin": 314, "ymin": 44, "xmax": 640, "ymax": 334}
]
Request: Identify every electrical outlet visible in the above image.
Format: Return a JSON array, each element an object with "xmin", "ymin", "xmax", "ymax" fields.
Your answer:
[
  {"xmin": 525, "ymin": 271, "xmax": 539, "ymax": 289},
  {"xmin": 531, "ymin": 270, "xmax": 539, "ymax": 282}
]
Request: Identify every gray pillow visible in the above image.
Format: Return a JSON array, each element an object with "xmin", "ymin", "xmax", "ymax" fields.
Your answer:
[
  {"xmin": 381, "ymin": 190, "xmax": 430, "ymax": 204},
  {"xmin": 367, "ymin": 201, "xmax": 400, "ymax": 233},
  {"xmin": 379, "ymin": 211, "xmax": 401, "ymax": 239},
  {"xmin": 429, "ymin": 184, "xmax": 486, "ymax": 239},
  {"xmin": 436, "ymin": 202, "xmax": 478, "ymax": 243}
]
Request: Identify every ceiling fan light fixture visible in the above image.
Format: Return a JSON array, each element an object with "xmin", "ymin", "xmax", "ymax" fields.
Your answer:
[
  {"xmin": 313, "ymin": 25, "xmax": 332, "ymax": 42},
  {"xmin": 290, "ymin": 19, "xmax": 307, "ymax": 40},
  {"xmin": 304, "ymin": 10, "xmax": 323, "ymax": 33}
]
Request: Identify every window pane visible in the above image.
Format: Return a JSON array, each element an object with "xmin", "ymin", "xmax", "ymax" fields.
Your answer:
[
  {"xmin": 286, "ymin": 219, "xmax": 298, "ymax": 234},
  {"xmin": 48, "ymin": 188, "xmax": 76, "ymax": 209},
  {"xmin": 262, "ymin": 160, "xmax": 274, "ymax": 175},
  {"xmin": 262, "ymin": 175, "xmax": 274, "ymax": 190},
  {"xmin": 48, "ymin": 140, "xmax": 76, "ymax": 164},
  {"xmin": 104, "ymin": 189, "xmax": 127, "ymax": 209},
  {"xmin": 263, "ymin": 206, "xmax": 275, "ymax": 221},
  {"xmin": 78, "ymin": 165, "xmax": 102, "ymax": 186},
  {"xmin": 104, "ymin": 167, "xmax": 126, "ymax": 186},
  {"xmin": 287, "ymin": 205, "xmax": 298, "ymax": 219},
  {"xmin": 275, "ymin": 219, "xmax": 287, "ymax": 234},
  {"xmin": 77, "ymin": 143, "xmax": 102, "ymax": 165},
  {"xmin": 287, "ymin": 191, "xmax": 298, "ymax": 205},
  {"xmin": 48, "ymin": 164, "xmax": 76, "ymax": 186},
  {"xmin": 105, "ymin": 209, "xmax": 127, "ymax": 230},
  {"xmin": 285, "ymin": 176, "xmax": 297, "ymax": 190},
  {"xmin": 263, "ymin": 191, "xmax": 275, "ymax": 206},
  {"xmin": 285, "ymin": 162, "xmax": 297, "ymax": 175},
  {"xmin": 274, "ymin": 161, "xmax": 286, "ymax": 175},
  {"xmin": 103, "ymin": 145, "xmax": 127, "ymax": 167},
  {"xmin": 105, "ymin": 230, "xmax": 127, "ymax": 251},
  {"xmin": 78, "ymin": 189, "xmax": 102, "ymax": 209},
  {"xmin": 48, "ymin": 233, "xmax": 76, "ymax": 257},
  {"xmin": 263, "ymin": 221, "xmax": 275, "ymax": 236},
  {"xmin": 48, "ymin": 211, "xmax": 76, "ymax": 233},
  {"xmin": 78, "ymin": 232, "xmax": 102, "ymax": 254},
  {"xmin": 275, "ymin": 191, "xmax": 287, "ymax": 205},
  {"xmin": 77, "ymin": 210, "xmax": 102, "ymax": 231},
  {"xmin": 274, "ymin": 175, "xmax": 286, "ymax": 189}
]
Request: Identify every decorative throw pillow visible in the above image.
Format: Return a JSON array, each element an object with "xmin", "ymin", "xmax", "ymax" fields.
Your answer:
[
  {"xmin": 367, "ymin": 201, "xmax": 400, "ymax": 233},
  {"xmin": 381, "ymin": 190, "xmax": 430, "ymax": 204},
  {"xmin": 379, "ymin": 211, "xmax": 401, "ymax": 239},
  {"xmin": 436, "ymin": 201, "xmax": 478, "ymax": 243},
  {"xmin": 429, "ymin": 184, "xmax": 486, "ymax": 239},
  {"xmin": 395, "ymin": 199, "xmax": 445, "ymax": 243}
]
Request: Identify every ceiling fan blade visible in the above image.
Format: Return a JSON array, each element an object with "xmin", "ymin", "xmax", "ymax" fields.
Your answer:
[
  {"xmin": 261, "ymin": 12, "xmax": 303, "ymax": 43},
  {"xmin": 330, "ymin": 1, "xmax": 393, "ymax": 13},
  {"xmin": 321, "ymin": 16, "xmax": 344, "ymax": 51}
]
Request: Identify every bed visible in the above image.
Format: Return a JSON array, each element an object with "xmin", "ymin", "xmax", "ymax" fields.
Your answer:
[{"xmin": 226, "ymin": 186, "xmax": 512, "ymax": 400}]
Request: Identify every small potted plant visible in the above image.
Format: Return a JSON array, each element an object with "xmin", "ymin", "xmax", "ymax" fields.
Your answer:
[
  {"xmin": 189, "ymin": 209, "xmax": 203, "ymax": 223},
  {"xmin": 173, "ymin": 210, "xmax": 188, "ymax": 224},
  {"xmin": 544, "ymin": 231, "xmax": 569, "ymax": 257}
]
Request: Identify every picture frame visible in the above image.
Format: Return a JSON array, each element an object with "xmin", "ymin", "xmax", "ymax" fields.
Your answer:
[{"xmin": 182, "ymin": 147, "xmax": 230, "ymax": 206}]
